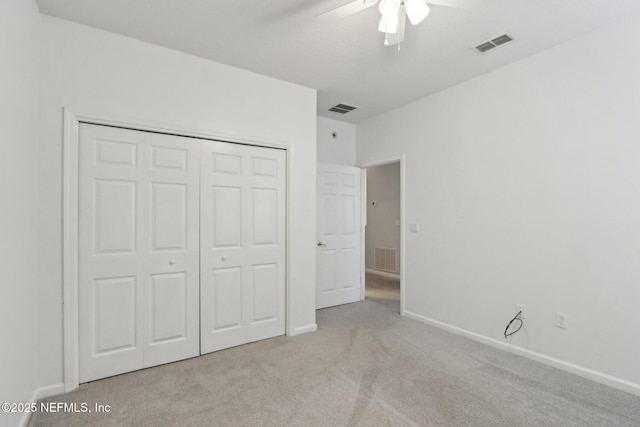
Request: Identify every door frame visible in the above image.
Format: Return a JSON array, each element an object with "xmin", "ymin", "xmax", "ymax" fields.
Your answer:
[
  {"xmin": 359, "ymin": 155, "xmax": 406, "ymax": 314},
  {"xmin": 62, "ymin": 107, "xmax": 293, "ymax": 392}
]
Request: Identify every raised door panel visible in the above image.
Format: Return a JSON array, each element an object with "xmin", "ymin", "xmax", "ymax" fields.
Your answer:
[
  {"xmin": 94, "ymin": 180, "xmax": 137, "ymax": 254},
  {"xmin": 252, "ymin": 189, "xmax": 277, "ymax": 246},
  {"xmin": 151, "ymin": 183, "xmax": 187, "ymax": 252},
  {"xmin": 95, "ymin": 139, "xmax": 137, "ymax": 168},
  {"xmin": 79, "ymin": 275, "xmax": 142, "ymax": 382},
  {"xmin": 201, "ymin": 266, "xmax": 245, "ymax": 353},
  {"xmin": 252, "ymin": 157, "xmax": 278, "ymax": 177},
  {"xmin": 251, "ymin": 264, "xmax": 278, "ymax": 323},
  {"xmin": 211, "ymin": 186, "xmax": 242, "ymax": 248},
  {"xmin": 93, "ymin": 276, "xmax": 138, "ymax": 355},
  {"xmin": 149, "ymin": 272, "xmax": 188, "ymax": 344},
  {"xmin": 151, "ymin": 146, "xmax": 188, "ymax": 172},
  {"xmin": 213, "ymin": 153, "xmax": 242, "ymax": 175},
  {"xmin": 340, "ymin": 248, "xmax": 358, "ymax": 291},
  {"xmin": 342, "ymin": 194, "xmax": 356, "ymax": 236},
  {"xmin": 318, "ymin": 249, "xmax": 337, "ymax": 293},
  {"xmin": 321, "ymin": 194, "xmax": 338, "ymax": 237},
  {"xmin": 211, "ymin": 268, "xmax": 243, "ymax": 331}
]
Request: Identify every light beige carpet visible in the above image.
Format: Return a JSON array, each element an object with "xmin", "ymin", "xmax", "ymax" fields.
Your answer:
[{"xmin": 30, "ymin": 279, "xmax": 640, "ymax": 426}]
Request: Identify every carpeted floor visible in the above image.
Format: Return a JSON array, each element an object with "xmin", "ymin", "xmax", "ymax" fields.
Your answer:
[{"xmin": 30, "ymin": 277, "xmax": 640, "ymax": 426}]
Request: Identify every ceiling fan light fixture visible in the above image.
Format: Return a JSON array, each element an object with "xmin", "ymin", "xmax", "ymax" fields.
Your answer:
[
  {"xmin": 379, "ymin": 0, "xmax": 400, "ymax": 16},
  {"xmin": 378, "ymin": 13, "xmax": 399, "ymax": 33},
  {"xmin": 404, "ymin": 0, "xmax": 430, "ymax": 25}
]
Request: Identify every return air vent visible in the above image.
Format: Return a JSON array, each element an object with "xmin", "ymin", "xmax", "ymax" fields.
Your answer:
[
  {"xmin": 474, "ymin": 34, "xmax": 514, "ymax": 54},
  {"xmin": 374, "ymin": 247, "xmax": 398, "ymax": 273},
  {"xmin": 329, "ymin": 103, "xmax": 358, "ymax": 114}
]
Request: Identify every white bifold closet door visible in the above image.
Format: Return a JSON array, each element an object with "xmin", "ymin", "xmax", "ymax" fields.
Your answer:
[
  {"xmin": 79, "ymin": 124, "xmax": 200, "ymax": 383},
  {"xmin": 78, "ymin": 124, "xmax": 286, "ymax": 383},
  {"xmin": 200, "ymin": 140, "xmax": 286, "ymax": 354}
]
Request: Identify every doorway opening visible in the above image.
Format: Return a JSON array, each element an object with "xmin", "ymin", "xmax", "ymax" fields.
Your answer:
[{"xmin": 363, "ymin": 161, "xmax": 402, "ymax": 312}]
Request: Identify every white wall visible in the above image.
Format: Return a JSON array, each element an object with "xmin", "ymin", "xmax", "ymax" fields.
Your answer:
[
  {"xmin": 357, "ymin": 15, "xmax": 640, "ymax": 392},
  {"xmin": 38, "ymin": 16, "xmax": 317, "ymax": 389},
  {"xmin": 317, "ymin": 116, "xmax": 356, "ymax": 166},
  {"xmin": 0, "ymin": 1, "xmax": 40, "ymax": 426},
  {"xmin": 365, "ymin": 163, "xmax": 401, "ymax": 275}
]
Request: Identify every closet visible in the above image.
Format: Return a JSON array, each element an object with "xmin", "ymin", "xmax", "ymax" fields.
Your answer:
[{"xmin": 78, "ymin": 123, "xmax": 286, "ymax": 383}]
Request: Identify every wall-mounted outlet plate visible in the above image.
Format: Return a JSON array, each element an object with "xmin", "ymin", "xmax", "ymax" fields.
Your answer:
[
  {"xmin": 556, "ymin": 312, "xmax": 568, "ymax": 329},
  {"xmin": 516, "ymin": 304, "xmax": 526, "ymax": 319}
]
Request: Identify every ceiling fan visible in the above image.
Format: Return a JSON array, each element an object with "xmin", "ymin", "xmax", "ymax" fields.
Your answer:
[{"xmin": 316, "ymin": 0, "xmax": 472, "ymax": 47}]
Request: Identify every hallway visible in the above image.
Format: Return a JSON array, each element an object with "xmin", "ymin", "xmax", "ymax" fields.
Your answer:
[{"xmin": 365, "ymin": 272, "xmax": 399, "ymax": 311}]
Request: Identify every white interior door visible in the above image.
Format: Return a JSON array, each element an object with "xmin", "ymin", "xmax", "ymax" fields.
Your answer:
[
  {"xmin": 316, "ymin": 164, "xmax": 362, "ymax": 309},
  {"xmin": 79, "ymin": 124, "xmax": 200, "ymax": 382},
  {"xmin": 200, "ymin": 140, "xmax": 286, "ymax": 354}
]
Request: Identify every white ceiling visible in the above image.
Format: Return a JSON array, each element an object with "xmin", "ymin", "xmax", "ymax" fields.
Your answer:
[{"xmin": 36, "ymin": 0, "xmax": 640, "ymax": 123}]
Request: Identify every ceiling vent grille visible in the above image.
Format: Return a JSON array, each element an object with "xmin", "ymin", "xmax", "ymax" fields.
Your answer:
[
  {"xmin": 474, "ymin": 34, "xmax": 514, "ymax": 54},
  {"xmin": 329, "ymin": 103, "xmax": 358, "ymax": 114}
]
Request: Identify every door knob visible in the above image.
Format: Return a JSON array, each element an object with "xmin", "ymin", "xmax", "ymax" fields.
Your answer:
[
  {"xmin": 317, "ymin": 241, "xmax": 327, "ymax": 247},
  {"xmin": 221, "ymin": 255, "xmax": 227, "ymax": 261},
  {"xmin": 169, "ymin": 259, "xmax": 176, "ymax": 265}
]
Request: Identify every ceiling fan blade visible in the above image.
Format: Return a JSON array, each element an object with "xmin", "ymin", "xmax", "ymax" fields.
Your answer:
[
  {"xmin": 316, "ymin": 0, "xmax": 380, "ymax": 22},
  {"xmin": 405, "ymin": 0, "xmax": 430, "ymax": 25},
  {"xmin": 384, "ymin": 7, "xmax": 406, "ymax": 46},
  {"xmin": 426, "ymin": 0, "xmax": 477, "ymax": 9}
]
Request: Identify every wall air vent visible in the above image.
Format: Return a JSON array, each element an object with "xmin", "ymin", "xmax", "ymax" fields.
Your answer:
[
  {"xmin": 329, "ymin": 103, "xmax": 358, "ymax": 114},
  {"xmin": 374, "ymin": 247, "xmax": 398, "ymax": 273},
  {"xmin": 474, "ymin": 34, "xmax": 514, "ymax": 54}
]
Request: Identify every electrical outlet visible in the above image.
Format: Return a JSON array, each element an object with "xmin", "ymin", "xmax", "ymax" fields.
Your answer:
[
  {"xmin": 555, "ymin": 312, "xmax": 568, "ymax": 329},
  {"xmin": 516, "ymin": 304, "xmax": 526, "ymax": 319}
]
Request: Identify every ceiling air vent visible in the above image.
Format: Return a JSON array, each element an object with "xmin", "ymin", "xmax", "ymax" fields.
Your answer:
[
  {"xmin": 474, "ymin": 34, "xmax": 514, "ymax": 54},
  {"xmin": 329, "ymin": 103, "xmax": 358, "ymax": 114}
]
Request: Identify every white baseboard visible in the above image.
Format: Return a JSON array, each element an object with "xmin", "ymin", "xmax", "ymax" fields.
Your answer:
[
  {"xmin": 19, "ymin": 383, "xmax": 65, "ymax": 427},
  {"xmin": 290, "ymin": 323, "xmax": 318, "ymax": 336},
  {"xmin": 402, "ymin": 310, "xmax": 640, "ymax": 397},
  {"xmin": 365, "ymin": 268, "xmax": 400, "ymax": 281}
]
